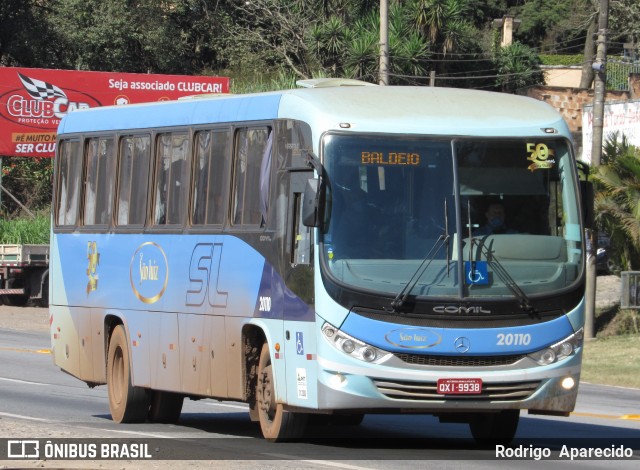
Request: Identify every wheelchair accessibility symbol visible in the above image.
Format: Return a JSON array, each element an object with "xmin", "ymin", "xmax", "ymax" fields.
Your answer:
[
  {"xmin": 296, "ymin": 332, "xmax": 304, "ymax": 355},
  {"xmin": 464, "ymin": 261, "xmax": 489, "ymax": 285}
]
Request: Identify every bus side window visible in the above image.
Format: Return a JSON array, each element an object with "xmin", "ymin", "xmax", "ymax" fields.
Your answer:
[
  {"xmin": 55, "ymin": 139, "xmax": 82, "ymax": 227},
  {"xmin": 154, "ymin": 133, "xmax": 189, "ymax": 226},
  {"xmin": 116, "ymin": 135, "xmax": 151, "ymax": 226},
  {"xmin": 232, "ymin": 127, "xmax": 270, "ymax": 226},
  {"xmin": 84, "ymin": 137, "xmax": 115, "ymax": 226},
  {"xmin": 192, "ymin": 129, "xmax": 230, "ymax": 226}
]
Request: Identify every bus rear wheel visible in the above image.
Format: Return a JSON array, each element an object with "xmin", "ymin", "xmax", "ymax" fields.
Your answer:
[
  {"xmin": 469, "ymin": 410, "xmax": 519, "ymax": 445},
  {"xmin": 148, "ymin": 391, "xmax": 184, "ymax": 423},
  {"xmin": 107, "ymin": 325, "xmax": 149, "ymax": 423},
  {"xmin": 256, "ymin": 342, "xmax": 307, "ymax": 441}
]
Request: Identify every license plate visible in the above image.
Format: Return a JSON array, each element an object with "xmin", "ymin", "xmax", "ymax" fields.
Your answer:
[{"xmin": 437, "ymin": 378, "xmax": 482, "ymax": 395}]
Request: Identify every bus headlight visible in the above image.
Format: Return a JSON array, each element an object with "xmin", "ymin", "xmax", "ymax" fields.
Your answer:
[
  {"xmin": 322, "ymin": 322, "xmax": 391, "ymax": 364},
  {"xmin": 527, "ymin": 328, "xmax": 583, "ymax": 366}
]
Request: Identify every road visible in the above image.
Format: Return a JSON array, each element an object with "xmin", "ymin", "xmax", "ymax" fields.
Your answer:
[{"xmin": 0, "ymin": 312, "xmax": 639, "ymax": 469}]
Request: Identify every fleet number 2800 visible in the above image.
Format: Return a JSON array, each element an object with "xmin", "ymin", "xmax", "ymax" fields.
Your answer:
[{"xmin": 497, "ymin": 333, "xmax": 531, "ymax": 346}]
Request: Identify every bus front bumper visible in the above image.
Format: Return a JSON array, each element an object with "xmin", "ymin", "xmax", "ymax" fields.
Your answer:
[{"xmin": 315, "ymin": 354, "xmax": 581, "ymax": 414}]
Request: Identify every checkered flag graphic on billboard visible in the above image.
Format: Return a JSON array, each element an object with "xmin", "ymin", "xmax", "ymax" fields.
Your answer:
[{"xmin": 18, "ymin": 72, "xmax": 67, "ymax": 101}]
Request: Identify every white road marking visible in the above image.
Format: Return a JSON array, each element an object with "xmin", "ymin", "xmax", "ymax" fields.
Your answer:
[
  {"xmin": 0, "ymin": 411, "xmax": 49, "ymax": 422},
  {"xmin": 263, "ymin": 454, "xmax": 376, "ymax": 470},
  {"xmin": 201, "ymin": 402, "xmax": 249, "ymax": 410},
  {"xmin": 0, "ymin": 376, "xmax": 47, "ymax": 386}
]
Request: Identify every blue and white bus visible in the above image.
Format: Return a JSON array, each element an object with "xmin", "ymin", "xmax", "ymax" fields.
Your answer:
[{"xmin": 50, "ymin": 79, "xmax": 588, "ymax": 443}]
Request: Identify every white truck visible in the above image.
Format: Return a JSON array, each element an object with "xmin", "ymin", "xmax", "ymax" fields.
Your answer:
[{"xmin": 0, "ymin": 244, "xmax": 49, "ymax": 307}]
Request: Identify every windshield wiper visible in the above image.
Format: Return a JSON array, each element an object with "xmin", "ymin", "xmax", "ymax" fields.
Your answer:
[
  {"xmin": 388, "ymin": 234, "xmax": 449, "ymax": 312},
  {"xmin": 389, "ymin": 200, "xmax": 450, "ymax": 312},
  {"xmin": 471, "ymin": 236, "xmax": 536, "ymax": 313}
]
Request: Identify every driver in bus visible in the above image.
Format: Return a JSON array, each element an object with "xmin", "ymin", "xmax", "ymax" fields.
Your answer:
[{"xmin": 474, "ymin": 201, "xmax": 517, "ymax": 236}]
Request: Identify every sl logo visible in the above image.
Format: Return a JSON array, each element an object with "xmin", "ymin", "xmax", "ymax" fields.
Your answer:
[{"xmin": 186, "ymin": 243, "xmax": 228, "ymax": 308}]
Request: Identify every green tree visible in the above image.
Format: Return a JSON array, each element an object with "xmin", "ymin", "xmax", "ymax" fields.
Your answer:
[
  {"xmin": 47, "ymin": 0, "xmax": 229, "ymax": 74},
  {"xmin": 512, "ymin": 0, "xmax": 640, "ymax": 89},
  {"xmin": 592, "ymin": 135, "xmax": 640, "ymax": 270},
  {"xmin": 48, "ymin": 0, "xmax": 175, "ymax": 72},
  {"xmin": 223, "ymin": 0, "xmax": 316, "ymax": 80},
  {"xmin": 1, "ymin": 157, "xmax": 53, "ymax": 218},
  {"xmin": 405, "ymin": 0, "xmax": 494, "ymax": 87},
  {"xmin": 494, "ymin": 42, "xmax": 545, "ymax": 93},
  {"xmin": 0, "ymin": 0, "xmax": 61, "ymax": 67},
  {"xmin": 339, "ymin": 4, "xmax": 430, "ymax": 83},
  {"xmin": 408, "ymin": 0, "xmax": 475, "ymax": 58},
  {"xmin": 309, "ymin": 15, "xmax": 352, "ymax": 76},
  {"xmin": 516, "ymin": 0, "xmax": 576, "ymax": 51}
]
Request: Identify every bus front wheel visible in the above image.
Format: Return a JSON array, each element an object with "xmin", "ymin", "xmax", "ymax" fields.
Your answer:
[
  {"xmin": 107, "ymin": 325, "xmax": 149, "ymax": 423},
  {"xmin": 256, "ymin": 342, "xmax": 307, "ymax": 441},
  {"xmin": 469, "ymin": 410, "xmax": 519, "ymax": 445}
]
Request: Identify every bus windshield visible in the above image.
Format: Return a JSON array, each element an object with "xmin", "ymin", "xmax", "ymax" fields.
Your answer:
[{"xmin": 321, "ymin": 133, "xmax": 583, "ymax": 300}]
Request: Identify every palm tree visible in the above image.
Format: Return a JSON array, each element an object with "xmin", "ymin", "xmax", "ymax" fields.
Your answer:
[
  {"xmin": 494, "ymin": 42, "xmax": 545, "ymax": 93},
  {"xmin": 592, "ymin": 134, "xmax": 640, "ymax": 270},
  {"xmin": 408, "ymin": 0, "xmax": 472, "ymax": 57},
  {"xmin": 310, "ymin": 3, "xmax": 430, "ymax": 84}
]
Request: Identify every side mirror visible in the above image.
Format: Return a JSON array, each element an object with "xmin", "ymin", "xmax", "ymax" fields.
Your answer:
[
  {"xmin": 302, "ymin": 178, "xmax": 322, "ymax": 227},
  {"xmin": 580, "ymin": 180, "xmax": 594, "ymax": 229}
]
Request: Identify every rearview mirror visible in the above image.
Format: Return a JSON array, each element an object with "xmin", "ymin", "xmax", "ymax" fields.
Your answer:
[
  {"xmin": 580, "ymin": 180, "xmax": 594, "ymax": 229},
  {"xmin": 302, "ymin": 178, "xmax": 321, "ymax": 227}
]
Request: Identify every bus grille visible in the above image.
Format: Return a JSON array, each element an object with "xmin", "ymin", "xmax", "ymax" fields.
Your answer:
[
  {"xmin": 394, "ymin": 353, "xmax": 525, "ymax": 367},
  {"xmin": 373, "ymin": 379, "xmax": 540, "ymax": 402}
]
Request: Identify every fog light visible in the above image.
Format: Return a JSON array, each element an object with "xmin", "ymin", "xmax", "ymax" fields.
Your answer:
[
  {"xmin": 329, "ymin": 373, "xmax": 347, "ymax": 388},
  {"xmin": 342, "ymin": 340, "xmax": 355, "ymax": 354},
  {"xmin": 561, "ymin": 377, "xmax": 575, "ymax": 390}
]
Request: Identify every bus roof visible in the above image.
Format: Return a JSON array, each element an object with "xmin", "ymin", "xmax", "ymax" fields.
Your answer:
[{"xmin": 57, "ymin": 85, "xmax": 569, "ymax": 139}]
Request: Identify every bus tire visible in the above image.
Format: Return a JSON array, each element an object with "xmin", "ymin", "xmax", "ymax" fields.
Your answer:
[
  {"xmin": 469, "ymin": 410, "xmax": 519, "ymax": 445},
  {"xmin": 107, "ymin": 325, "xmax": 149, "ymax": 423},
  {"xmin": 256, "ymin": 342, "xmax": 307, "ymax": 441},
  {"xmin": 148, "ymin": 391, "xmax": 184, "ymax": 424}
]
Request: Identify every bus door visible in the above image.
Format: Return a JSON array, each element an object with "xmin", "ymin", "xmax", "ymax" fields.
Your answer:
[{"xmin": 281, "ymin": 169, "xmax": 317, "ymax": 407}]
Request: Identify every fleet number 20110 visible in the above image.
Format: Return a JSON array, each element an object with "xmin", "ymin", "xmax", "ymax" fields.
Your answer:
[{"xmin": 497, "ymin": 333, "xmax": 531, "ymax": 346}]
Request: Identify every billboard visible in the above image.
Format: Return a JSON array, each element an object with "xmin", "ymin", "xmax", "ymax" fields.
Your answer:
[
  {"xmin": 582, "ymin": 99, "xmax": 640, "ymax": 163},
  {"xmin": 0, "ymin": 67, "xmax": 230, "ymax": 157}
]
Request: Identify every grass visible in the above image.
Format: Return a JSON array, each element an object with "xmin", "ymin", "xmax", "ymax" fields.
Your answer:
[
  {"xmin": 581, "ymin": 335, "xmax": 640, "ymax": 388},
  {"xmin": 0, "ymin": 213, "xmax": 50, "ymax": 244}
]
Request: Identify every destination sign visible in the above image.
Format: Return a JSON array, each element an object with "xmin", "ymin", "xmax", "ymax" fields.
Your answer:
[{"xmin": 361, "ymin": 151, "xmax": 420, "ymax": 165}]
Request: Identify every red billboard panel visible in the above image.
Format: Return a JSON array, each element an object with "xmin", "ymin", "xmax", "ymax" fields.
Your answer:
[{"xmin": 0, "ymin": 67, "xmax": 230, "ymax": 157}]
